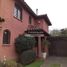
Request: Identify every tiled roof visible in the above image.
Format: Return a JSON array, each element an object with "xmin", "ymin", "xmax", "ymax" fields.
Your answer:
[{"xmin": 36, "ymin": 14, "xmax": 52, "ymax": 25}]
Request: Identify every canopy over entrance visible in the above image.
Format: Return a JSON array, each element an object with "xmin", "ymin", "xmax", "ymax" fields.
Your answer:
[{"xmin": 25, "ymin": 28, "xmax": 50, "ymax": 36}]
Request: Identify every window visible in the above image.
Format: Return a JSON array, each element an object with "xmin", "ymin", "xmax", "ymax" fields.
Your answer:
[
  {"xmin": 3, "ymin": 30, "xmax": 11, "ymax": 44},
  {"xmin": 14, "ymin": 3, "xmax": 22, "ymax": 20},
  {"xmin": 29, "ymin": 16, "xmax": 32, "ymax": 24}
]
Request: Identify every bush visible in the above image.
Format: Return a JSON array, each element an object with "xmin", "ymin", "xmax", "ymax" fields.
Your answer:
[
  {"xmin": 0, "ymin": 61, "xmax": 4, "ymax": 67},
  {"xmin": 15, "ymin": 35, "xmax": 36, "ymax": 54},
  {"xmin": 20, "ymin": 50, "xmax": 36, "ymax": 65},
  {"xmin": 5, "ymin": 60, "xmax": 17, "ymax": 67},
  {"xmin": 0, "ymin": 60, "xmax": 24, "ymax": 67}
]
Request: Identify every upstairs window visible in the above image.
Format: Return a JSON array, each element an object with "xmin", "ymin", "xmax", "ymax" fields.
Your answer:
[
  {"xmin": 29, "ymin": 16, "xmax": 32, "ymax": 24},
  {"xmin": 3, "ymin": 30, "xmax": 11, "ymax": 44},
  {"xmin": 14, "ymin": 3, "xmax": 22, "ymax": 20}
]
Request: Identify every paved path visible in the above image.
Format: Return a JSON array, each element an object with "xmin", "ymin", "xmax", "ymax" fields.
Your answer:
[{"xmin": 41, "ymin": 56, "xmax": 67, "ymax": 67}]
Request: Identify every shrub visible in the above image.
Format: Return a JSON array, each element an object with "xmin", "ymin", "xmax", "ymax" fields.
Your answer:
[
  {"xmin": 15, "ymin": 35, "xmax": 36, "ymax": 54},
  {"xmin": 20, "ymin": 50, "xmax": 36, "ymax": 65},
  {"xmin": 0, "ymin": 60, "xmax": 24, "ymax": 67},
  {"xmin": 5, "ymin": 60, "xmax": 17, "ymax": 67},
  {"xmin": 0, "ymin": 61, "xmax": 4, "ymax": 67},
  {"xmin": 42, "ymin": 39, "xmax": 50, "ymax": 47}
]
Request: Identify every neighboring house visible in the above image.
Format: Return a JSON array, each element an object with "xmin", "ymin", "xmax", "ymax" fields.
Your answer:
[{"xmin": 0, "ymin": 0, "xmax": 51, "ymax": 60}]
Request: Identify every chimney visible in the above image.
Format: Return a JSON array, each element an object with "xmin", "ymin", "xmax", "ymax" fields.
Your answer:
[{"xmin": 36, "ymin": 9, "xmax": 38, "ymax": 15}]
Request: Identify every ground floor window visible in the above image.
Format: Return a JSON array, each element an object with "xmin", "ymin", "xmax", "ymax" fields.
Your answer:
[{"xmin": 3, "ymin": 29, "xmax": 11, "ymax": 44}]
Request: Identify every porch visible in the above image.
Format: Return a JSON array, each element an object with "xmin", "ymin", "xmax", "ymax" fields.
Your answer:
[{"xmin": 25, "ymin": 25, "xmax": 50, "ymax": 58}]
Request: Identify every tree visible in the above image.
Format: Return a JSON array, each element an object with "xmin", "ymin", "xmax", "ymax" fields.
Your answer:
[
  {"xmin": 50, "ymin": 29, "xmax": 61, "ymax": 36},
  {"xmin": 50, "ymin": 28, "xmax": 67, "ymax": 37},
  {"xmin": 60, "ymin": 28, "xmax": 67, "ymax": 36}
]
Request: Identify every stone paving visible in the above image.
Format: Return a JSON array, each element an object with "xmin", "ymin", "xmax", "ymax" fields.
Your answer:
[{"xmin": 41, "ymin": 56, "xmax": 67, "ymax": 67}]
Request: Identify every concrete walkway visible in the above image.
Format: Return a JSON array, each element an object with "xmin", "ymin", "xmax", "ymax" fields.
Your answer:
[{"xmin": 41, "ymin": 56, "xmax": 67, "ymax": 67}]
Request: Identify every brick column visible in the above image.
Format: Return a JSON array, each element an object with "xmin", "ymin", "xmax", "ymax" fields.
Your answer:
[{"xmin": 38, "ymin": 36, "xmax": 42, "ymax": 58}]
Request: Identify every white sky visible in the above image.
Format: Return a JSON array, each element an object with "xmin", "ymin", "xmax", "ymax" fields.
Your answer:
[{"xmin": 25, "ymin": 0, "xmax": 67, "ymax": 30}]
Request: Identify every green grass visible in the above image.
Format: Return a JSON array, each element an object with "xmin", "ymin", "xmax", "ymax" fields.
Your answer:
[
  {"xmin": 25, "ymin": 59, "xmax": 44, "ymax": 67},
  {"xmin": 50, "ymin": 64, "xmax": 61, "ymax": 67}
]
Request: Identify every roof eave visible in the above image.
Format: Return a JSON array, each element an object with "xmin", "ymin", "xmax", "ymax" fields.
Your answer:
[{"xmin": 15, "ymin": 0, "xmax": 52, "ymax": 26}]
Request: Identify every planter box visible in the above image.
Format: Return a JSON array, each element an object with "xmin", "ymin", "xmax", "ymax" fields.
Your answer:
[{"xmin": 42, "ymin": 52, "xmax": 47, "ymax": 59}]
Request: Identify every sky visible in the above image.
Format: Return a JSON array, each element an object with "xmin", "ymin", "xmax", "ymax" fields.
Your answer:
[{"xmin": 25, "ymin": 0, "xmax": 67, "ymax": 30}]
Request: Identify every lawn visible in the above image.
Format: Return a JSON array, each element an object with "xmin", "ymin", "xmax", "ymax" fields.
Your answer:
[{"xmin": 25, "ymin": 59, "xmax": 44, "ymax": 67}]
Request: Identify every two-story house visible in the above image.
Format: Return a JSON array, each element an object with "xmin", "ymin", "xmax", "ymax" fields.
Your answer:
[{"xmin": 0, "ymin": 0, "xmax": 51, "ymax": 60}]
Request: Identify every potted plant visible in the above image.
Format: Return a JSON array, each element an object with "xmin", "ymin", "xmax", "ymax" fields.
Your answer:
[{"xmin": 42, "ymin": 39, "xmax": 50, "ymax": 59}]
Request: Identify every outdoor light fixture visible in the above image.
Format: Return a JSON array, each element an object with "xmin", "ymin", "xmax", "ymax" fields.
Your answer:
[
  {"xmin": 0, "ymin": 17, "xmax": 5, "ymax": 30},
  {"xmin": 0, "ymin": 17, "xmax": 5, "ymax": 22}
]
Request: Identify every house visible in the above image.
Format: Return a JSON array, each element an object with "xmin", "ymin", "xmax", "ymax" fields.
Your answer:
[{"xmin": 0, "ymin": 0, "xmax": 51, "ymax": 60}]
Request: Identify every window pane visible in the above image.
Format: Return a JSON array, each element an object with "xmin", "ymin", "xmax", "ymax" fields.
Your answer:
[
  {"xmin": 14, "ymin": 7, "xmax": 17, "ymax": 17},
  {"xmin": 29, "ymin": 16, "xmax": 32, "ymax": 24},
  {"xmin": 14, "ymin": 3, "xmax": 22, "ymax": 20},
  {"xmin": 18, "ymin": 9, "xmax": 21, "ymax": 20},
  {"xmin": 3, "ymin": 30, "xmax": 10, "ymax": 44}
]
